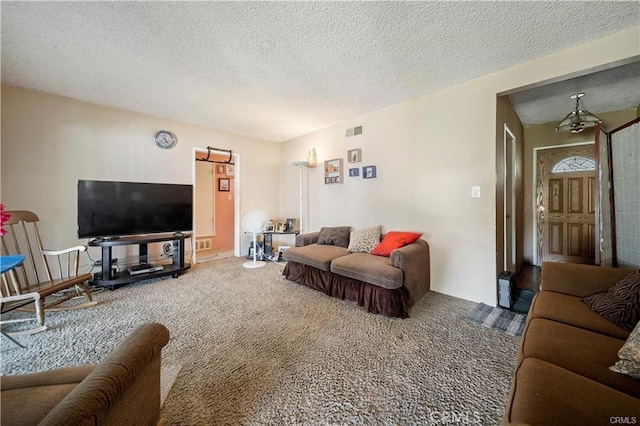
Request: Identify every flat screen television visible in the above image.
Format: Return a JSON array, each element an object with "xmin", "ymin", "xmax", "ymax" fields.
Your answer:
[{"xmin": 77, "ymin": 180, "xmax": 193, "ymax": 239}]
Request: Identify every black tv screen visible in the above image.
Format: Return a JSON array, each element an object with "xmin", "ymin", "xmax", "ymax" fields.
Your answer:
[{"xmin": 77, "ymin": 180, "xmax": 193, "ymax": 239}]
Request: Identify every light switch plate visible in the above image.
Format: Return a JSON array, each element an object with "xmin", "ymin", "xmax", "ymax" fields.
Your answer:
[{"xmin": 471, "ymin": 186, "xmax": 481, "ymax": 198}]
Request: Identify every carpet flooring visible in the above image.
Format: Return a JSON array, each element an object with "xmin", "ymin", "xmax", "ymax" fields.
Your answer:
[
  {"xmin": 1, "ymin": 257, "xmax": 519, "ymax": 425},
  {"xmin": 161, "ymin": 364, "xmax": 182, "ymax": 407}
]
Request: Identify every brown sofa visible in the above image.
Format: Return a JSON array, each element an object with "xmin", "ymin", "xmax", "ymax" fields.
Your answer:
[
  {"xmin": 1, "ymin": 322, "xmax": 170, "ymax": 425},
  {"xmin": 503, "ymin": 262, "xmax": 640, "ymax": 425},
  {"xmin": 282, "ymin": 231, "xmax": 430, "ymax": 318}
]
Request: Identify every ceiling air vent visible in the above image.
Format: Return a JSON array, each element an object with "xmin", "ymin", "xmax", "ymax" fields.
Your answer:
[{"xmin": 345, "ymin": 125, "xmax": 364, "ymax": 137}]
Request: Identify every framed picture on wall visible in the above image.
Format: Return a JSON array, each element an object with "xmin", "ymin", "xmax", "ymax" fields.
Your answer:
[
  {"xmin": 349, "ymin": 168, "xmax": 359, "ymax": 177},
  {"xmin": 347, "ymin": 148, "xmax": 362, "ymax": 163},
  {"xmin": 225, "ymin": 164, "xmax": 235, "ymax": 176},
  {"xmin": 216, "ymin": 164, "xmax": 225, "ymax": 174},
  {"xmin": 363, "ymin": 165, "xmax": 377, "ymax": 179},
  {"xmin": 324, "ymin": 158, "xmax": 343, "ymax": 184},
  {"xmin": 218, "ymin": 178, "xmax": 230, "ymax": 191}
]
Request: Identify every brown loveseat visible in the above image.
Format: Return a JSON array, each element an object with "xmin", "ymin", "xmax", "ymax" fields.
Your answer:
[
  {"xmin": 283, "ymin": 230, "xmax": 430, "ymax": 318},
  {"xmin": 503, "ymin": 262, "xmax": 639, "ymax": 425},
  {"xmin": 1, "ymin": 322, "xmax": 170, "ymax": 425}
]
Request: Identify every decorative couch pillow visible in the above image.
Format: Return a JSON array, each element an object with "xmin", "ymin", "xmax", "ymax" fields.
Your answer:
[
  {"xmin": 583, "ymin": 270, "xmax": 640, "ymax": 332},
  {"xmin": 347, "ymin": 226, "xmax": 381, "ymax": 253},
  {"xmin": 610, "ymin": 320, "xmax": 640, "ymax": 380},
  {"xmin": 316, "ymin": 227, "xmax": 351, "ymax": 248},
  {"xmin": 371, "ymin": 231, "xmax": 422, "ymax": 257}
]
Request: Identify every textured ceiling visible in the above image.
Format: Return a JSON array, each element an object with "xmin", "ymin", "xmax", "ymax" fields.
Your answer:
[
  {"xmin": 1, "ymin": 2, "xmax": 639, "ymax": 142},
  {"xmin": 509, "ymin": 61, "xmax": 640, "ymax": 127}
]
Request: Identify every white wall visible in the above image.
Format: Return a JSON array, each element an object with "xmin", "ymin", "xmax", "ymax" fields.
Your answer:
[
  {"xmin": 1, "ymin": 86, "xmax": 281, "ymax": 263},
  {"xmin": 280, "ymin": 25, "xmax": 640, "ymax": 306}
]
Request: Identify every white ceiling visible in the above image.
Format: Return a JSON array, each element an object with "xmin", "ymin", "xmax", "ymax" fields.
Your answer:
[{"xmin": 1, "ymin": 2, "xmax": 639, "ymax": 142}]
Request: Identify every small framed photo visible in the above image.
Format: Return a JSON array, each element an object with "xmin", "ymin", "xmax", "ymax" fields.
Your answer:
[
  {"xmin": 285, "ymin": 218, "xmax": 297, "ymax": 232},
  {"xmin": 265, "ymin": 224, "xmax": 275, "ymax": 232},
  {"xmin": 218, "ymin": 178, "xmax": 230, "ymax": 191},
  {"xmin": 349, "ymin": 168, "xmax": 359, "ymax": 177},
  {"xmin": 276, "ymin": 222, "xmax": 286, "ymax": 233},
  {"xmin": 225, "ymin": 164, "xmax": 235, "ymax": 176},
  {"xmin": 347, "ymin": 148, "xmax": 362, "ymax": 163},
  {"xmin": 216, "ymin": 164, "xmax": 225, "ymax": 174},
  {"xmin": 363, "ymin": 165, "xmax": 377, "ymax": 179}
]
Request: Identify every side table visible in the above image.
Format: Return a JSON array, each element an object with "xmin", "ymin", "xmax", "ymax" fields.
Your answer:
[{"xmin": 263, "ymin": 231, "xmax": 299, "ymax": 261}]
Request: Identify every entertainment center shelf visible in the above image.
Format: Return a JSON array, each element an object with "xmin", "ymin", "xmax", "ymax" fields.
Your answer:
[{"xmin": 89, "ymin": 233, "xmax": 190, "ymax": 289}]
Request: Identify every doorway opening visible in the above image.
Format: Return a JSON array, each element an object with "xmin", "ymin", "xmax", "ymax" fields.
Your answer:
[
  {"xmin": 532, "ymin": 142, "xmax": 596, "ymax": 266},
  {"xmin": 193, "ymin": 148, "xmax": 241, "ymax": 263}
]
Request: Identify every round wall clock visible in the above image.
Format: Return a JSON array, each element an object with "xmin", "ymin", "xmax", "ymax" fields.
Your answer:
[{"xmin": 154, "ymin": 130, "xmax": 177, "ymax": 149}]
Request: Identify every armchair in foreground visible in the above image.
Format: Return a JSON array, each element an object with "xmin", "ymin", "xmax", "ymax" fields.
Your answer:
[{"xmin": 1, "ymin": 322, "xmax": 170, "ymax": 425}]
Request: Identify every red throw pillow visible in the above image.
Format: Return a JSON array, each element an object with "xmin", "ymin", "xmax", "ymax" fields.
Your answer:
[{"xmin": 371, "ymin": 231, "xmax": 422, "ymax": 257}]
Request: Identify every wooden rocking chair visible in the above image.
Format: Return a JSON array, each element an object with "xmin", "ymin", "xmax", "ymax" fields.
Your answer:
[
  {"xmin": 1, "ymin": 211, "xmax": 96, "ymax": 333},
  {"xmin": 1, "ymin": 254, "xmax": 46, "ymax": 347}
]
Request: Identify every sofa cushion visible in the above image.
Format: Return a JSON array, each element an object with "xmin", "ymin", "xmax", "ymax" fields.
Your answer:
[
  {"xmin": 517, "ymin": 317, "xmax": 638, "ymax": 398},
  {"xmin": 316, "ymin": 227, "xmax": 351, "ymax": 248},
  {"xmin": 505, "ymin": 357, "xmax": 639, "ymax": 426},
  {"xmin": 611, "ymin": 320, "xmax": 640, "ymax": 380},
  {"xmin": 330, "ymin": 252, "xmax": 403, "ymax": 289},
  {"xmin": 583, "ymin": 270, "xmax": 640, "ymax": 332},
  {"xmin": 371, "ymin": 231, "xmax": 422, "ymax": 257},
  {"xmin": 283, "ymin": 244, "xmax": 349, "ymax": 271},
  {"xmin": 347, "ymin": 226, "xmax": 381, "ymax": 253},
  {"xmin": 529, "ymin": 291, "xmax": 630, "ymax": 339}
]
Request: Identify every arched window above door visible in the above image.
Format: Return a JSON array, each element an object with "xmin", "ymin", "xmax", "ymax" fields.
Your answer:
[{"xmin": 551, "ymin": 156, "xmax": 595, "ymax": 173}]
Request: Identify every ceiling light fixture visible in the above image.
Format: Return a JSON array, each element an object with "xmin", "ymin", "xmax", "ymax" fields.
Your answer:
[{"xmin": 555, "ymin": 93, "xmax": 602, "ymax": 133}]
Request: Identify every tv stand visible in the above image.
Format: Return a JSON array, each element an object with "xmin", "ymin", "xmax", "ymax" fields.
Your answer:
[
  {"xmin": 89, "ymin": 233, "xmax": 191, "ymax": 289},
  {"xmin": 90, "ymin": 236, "xmax": 121, "ymax": 243}
]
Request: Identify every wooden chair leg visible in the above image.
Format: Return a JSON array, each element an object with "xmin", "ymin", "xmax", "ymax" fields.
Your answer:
[{"xmin": 79, "ymin": 283, "xmax": 93, "ymax": 302}]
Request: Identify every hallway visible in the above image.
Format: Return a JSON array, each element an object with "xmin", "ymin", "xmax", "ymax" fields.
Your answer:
[
  {"xmin": 510, "ymin": 263, "xmax": 540, "ymax": 314},
  {"xmin": 516, "ymin": 263, "xmax": 540, "ymax": 291}
]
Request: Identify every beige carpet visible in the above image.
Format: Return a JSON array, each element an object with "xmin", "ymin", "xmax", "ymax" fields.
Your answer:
[
  {"xmin": 161, "ymin": 364, "xmax": 182, "ymax": 407},
  {"xmin": 1, "ymin": 257, "xmax": 518, "ymax": 425}
]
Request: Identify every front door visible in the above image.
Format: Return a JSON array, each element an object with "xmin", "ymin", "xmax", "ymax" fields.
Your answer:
[{"xmin": 537, "ymin": 145, "xmax": 596, "ymax": 264}]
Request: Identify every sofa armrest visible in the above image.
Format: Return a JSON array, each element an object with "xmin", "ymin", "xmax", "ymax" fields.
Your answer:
[
  {"xmin": 540, "ymin": 262, "xmax": 635, "ymax": 297},
  {"xmin": 390, "ymin": 239, "xmax": 430, "ymax": 304},
  {"xmin": 40, "ymin": 322, "xmax": 170, "ymax": 426},
  {"xmin": 296, "ymin": 232, "xmax": 320, "ymax": 247},
  {"xmin": 0, "ymin": 364, "xmax": 97, "ymax": 426},
  {"xmin": 1, "ymin": 365, "xmax": 96, "ymax": 392}
]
